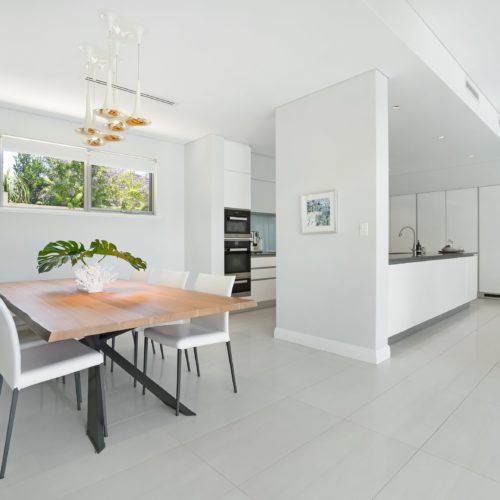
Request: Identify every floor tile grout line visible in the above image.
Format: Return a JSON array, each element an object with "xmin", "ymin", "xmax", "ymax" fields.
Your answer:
[
  {"xmin": 372, "ymin": 358, "xmax": 500, "ymax": 498},
  {"xmin": 186, "ymin": 396, "xmax": 341, "ymax": 492}
]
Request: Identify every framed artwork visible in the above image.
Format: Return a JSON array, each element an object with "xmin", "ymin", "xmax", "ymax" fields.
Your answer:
[{"xmin": 301, "ymin": 190, "xmax": 336, "ymax": 233}]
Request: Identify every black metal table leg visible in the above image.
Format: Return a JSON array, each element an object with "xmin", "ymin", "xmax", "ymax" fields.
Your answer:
[
  {"xmin": 99, "ymin": 340, "xmax": 196, "ymax": 416},
  {"xmin": 86, "ymin": 364, "xmax": 105, "ymax": 453}
]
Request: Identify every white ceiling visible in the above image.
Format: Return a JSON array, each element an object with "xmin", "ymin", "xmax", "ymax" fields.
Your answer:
[
  {"xmin": 1, "ymin": 0, "xmax": 500, "ymax": 174},
  {"xmin": 409, "ymin": 0, "xmax": 500, "ymax": 114}
]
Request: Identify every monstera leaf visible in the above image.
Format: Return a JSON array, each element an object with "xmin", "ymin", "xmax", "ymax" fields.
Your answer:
[
  {"xmin": 37, "ymin": 239, "xmax": 147, "ymax": 273},
  {"xmin": 86, "ymin": 239, "xmax": 147, "ymax": 271},
  {"xmin": 37, "ymin": 240, "xmax": 87, "ymax": 273}
]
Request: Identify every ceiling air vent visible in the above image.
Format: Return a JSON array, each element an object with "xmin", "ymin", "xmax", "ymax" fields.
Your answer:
[
  {"xmin": 465, "ymin": 80, "xmax": 480, "ymax": 101},
  {"xmin": 85, "ymin": 77, "xmax": 176, "ymax": 106}
]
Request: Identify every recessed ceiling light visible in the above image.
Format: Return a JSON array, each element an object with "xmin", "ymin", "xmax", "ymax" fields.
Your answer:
[
  {"xmin": 438, "ymin": 135, "xmax": 445, "ymax": 140},
  {"xmin": 469, "ymin": 154, "xmax": 475, "ymax": 159},
  {"xmin": 392, "ymin": 105, "xmax": 400, "ymax": 110}
]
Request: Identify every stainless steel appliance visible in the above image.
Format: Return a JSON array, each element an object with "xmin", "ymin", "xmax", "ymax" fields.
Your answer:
[
  {"xmin": 251, "ymin": 231, "xmax": 264, "ymax": 253},
  {"xmin": 225, "ymin": 208, "xmax": 251, "ymax": 239},
  {"xmin": 224, "ymin": 239, "xmax": 251, "ymax": 297}
]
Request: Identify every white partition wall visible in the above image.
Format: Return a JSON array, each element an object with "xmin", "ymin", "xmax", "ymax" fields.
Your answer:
[
  {"xmin": 417, "ymin": 191, "xmax": 446, "ymax": 253},
  {"xmin": 446, "ymin": 188, "xmax": 478, "ymax": 253},
  {"xmin": 390, "ymin": 194, "xmax": 416, "ymax": 253},
  {"xmin": 275, "ymin": 70, "xmax": 390, "ymax": 364},
  {"xmin": 479, "ymin": 185, "xmax": 500, "ymax": 294}
]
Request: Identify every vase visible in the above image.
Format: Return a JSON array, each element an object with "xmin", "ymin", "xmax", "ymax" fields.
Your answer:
[{"xmin": 74, "ymin": 263, "xmax": 117, "ymax": 293}]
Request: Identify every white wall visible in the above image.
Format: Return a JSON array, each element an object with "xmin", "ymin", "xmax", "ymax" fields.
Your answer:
[
  {"xmin": 251, "ymin": 153, "xmax": 276, "ymax": 213},
  {"xmin": 0, "ymin": 106, "xmax": 185, "ymax": 282},
  {"xmin": 390, "ymin": 161, "xmax": 500, "ymax": 195},
  {"xmin": 274, "ymin": 70, "xmax": 390, "ymax": 364},
  {"xmin": 184, "ymin": 134, "xmax": 224, "ymax": 278}
]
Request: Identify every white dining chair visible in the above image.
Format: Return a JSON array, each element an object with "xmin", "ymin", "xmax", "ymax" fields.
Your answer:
[
  {"xmin": 0, "ymin": 299, "xmax": 105, "ymax": 479},
  {"xmin": 17, "ymin": 322, "xmax": 84, "ymax": 410},
  {"xmin": 108, "ymin": 268, "xmax": 152, "ymax": 372},
  {"xmin": 133, "ymin": 270, "xmax": 190, "ymax": 387},
  {"xmin": 143, "ymin": 273, "xmax": 236, "ymax": 415}
]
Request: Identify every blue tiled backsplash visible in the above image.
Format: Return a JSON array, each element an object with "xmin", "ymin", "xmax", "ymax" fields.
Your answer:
[{"xmin": 251, "ymin": 212, "xmax": 276, "ymax": 252}]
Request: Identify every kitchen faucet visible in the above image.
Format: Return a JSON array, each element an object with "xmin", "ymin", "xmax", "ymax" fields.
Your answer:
[{"xmin": 398, "ymin": 226, "xmax": 416, "ymax": 255}]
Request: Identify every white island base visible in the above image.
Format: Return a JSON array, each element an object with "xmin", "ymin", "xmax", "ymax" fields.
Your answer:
[{"xmin": 388, "ymin": 254, "xmax": 478, "ymax": 341}]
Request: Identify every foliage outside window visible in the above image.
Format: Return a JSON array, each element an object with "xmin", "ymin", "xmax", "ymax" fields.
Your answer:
[
  {"xmin": 1, "ymin": 144, "xmax": 154, "ymax": 214},
  {"xmin": 91, "ymin": 165, "xmax": 152, "ymax": 212}
]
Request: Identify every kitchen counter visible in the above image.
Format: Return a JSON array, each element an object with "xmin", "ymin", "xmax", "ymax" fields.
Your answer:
[
  {"xmin": 251, "ymin": 252, "xmax": 276, "ymax": 257},
  {"xmin": 388, "ymin": 254, "xmax": 478, "ymax": 340},
  {"xmin": 389, "ymin": 252, "xmax": 476, "ymax": 265}
]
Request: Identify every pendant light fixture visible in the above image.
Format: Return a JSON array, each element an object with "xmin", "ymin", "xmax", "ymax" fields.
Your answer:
[
  {"xmin": 126, "ymin": 25, "xmax": 151, "ymax": 127},
  {"xmin": 76, "ymin": 44, "xmax": 105, "ymax": 146},
  {"xmin": 76, "ymin": 10, "xmax": 152, "ymax": 146}
]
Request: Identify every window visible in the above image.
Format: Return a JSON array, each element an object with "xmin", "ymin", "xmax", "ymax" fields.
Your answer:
[{"xmin": 1, "ymin": 136, "xmax": 156, "ymax": 214}]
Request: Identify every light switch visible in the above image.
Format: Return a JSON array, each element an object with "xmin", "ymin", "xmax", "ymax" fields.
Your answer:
[{"xmin": 359, "ymin": 223, "xmax": 369, "ymax": 236}]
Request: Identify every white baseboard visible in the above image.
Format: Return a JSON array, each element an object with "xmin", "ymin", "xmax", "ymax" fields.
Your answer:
[{"xmin": 274, "ymin": 327, "xmax": 391, "ymax": 364}]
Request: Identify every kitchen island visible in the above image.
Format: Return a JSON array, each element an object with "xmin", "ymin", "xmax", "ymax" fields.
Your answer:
[{"xmin": 388, "ymin": 252, "xmax": 478, "ymax": 341}]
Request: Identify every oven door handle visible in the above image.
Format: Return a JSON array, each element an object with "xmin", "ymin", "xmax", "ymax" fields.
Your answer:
[
  {"xmin": 228, "ymin": 216, "xmax": 248, "ymax": 221},
  {"xmin": 226, "ymin": 248, "xmax": 249, "ymax": 252},
  {"xmin": 234, "ymin": 279, "xmax": 249, "ymax": 284}
]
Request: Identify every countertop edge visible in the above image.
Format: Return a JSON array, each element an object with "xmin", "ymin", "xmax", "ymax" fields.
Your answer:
[{"xmin": 389, "ymin": 252, "xmax": 477, "ymax": 265}]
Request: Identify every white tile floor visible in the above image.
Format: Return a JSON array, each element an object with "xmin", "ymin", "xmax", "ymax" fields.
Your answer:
[{"xmin": 2, "ymin": 300, "xmax": 500, "ymax": 498}]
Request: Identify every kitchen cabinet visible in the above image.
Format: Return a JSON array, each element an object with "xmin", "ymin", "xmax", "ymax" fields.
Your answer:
[
  {"xmin": 224, "ymin": 140, "xmax": 251, "ymax": 209},
  {"xmin": 479, "ymin": 185, "xmax": 500, "ymax": 294},
  {"xmin": 417, "ymin": 191, "xmax": 446, "ymax": 253},
  {"xmin": 446, "ymin": 188, "xmax": 478, "ymax": 253},
  {"xmin": 224, "ymin": 170, "xmax": 251, "ymax": 209},
  {"xmin": 251, "ymin": 178, "xmax": 275, "ymax": 214},
  {"xmin": 389, "ymin": 194, "xmax": 416, "ymax": 253},
  {"xmin": 250, "ymin": 255, "xmax": 276, "ymax": 304}
]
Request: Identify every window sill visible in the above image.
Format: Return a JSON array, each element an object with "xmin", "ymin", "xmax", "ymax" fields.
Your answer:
[{"xmin": 0, "ymin": 206, "xmax": 161, "ymax": 219}]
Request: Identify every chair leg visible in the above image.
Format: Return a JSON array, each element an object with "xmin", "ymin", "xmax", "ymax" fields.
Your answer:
[
  {"xmin": 0, "ymin": 389, "xmax": 19, "ymax": 479},
  {"xmin": 99, "ymin": 365, "xmax": 108, "ymax": 438},
  {"xmin": 0, "ymin": 374, "xmax": 3, "ymax": 398},
  {"xmin": 226, "ymin": 342, "xmax": 237, "ymax": 393},
  {"xmin": 151, "ymin": 339, "xmax": 156, "ymax": 355},
  {"xmin": 160, "ymin": 344, "xmax": 165, "ymax": 360},
  {"xmin": 142, "ymin": 337, "xmax": 149, "ymax": 395},
  {"xmin": 194, "ymin": 347, "xmax": 200, "ymax": 377},
  {"xmin": 185, "ymin": 349, "xmax": 191, "ymax": 372},
  {"xmin": 133, "ymin": 330, "xmax": 138, "ymax": 388},
  {"xmin": 74, "ymin": 372, "xmax": 82, "ymax": 411},
  {"xmin": 176, "ymin": 350, "xmax": 182, "ymax": 416},
  {"xmin": 110, "ymin": 337, "xmax": 115, "ymax": 373},
  {"xmin": 62, "ymin": 376, "xmax": 66, "ymax": 384}
]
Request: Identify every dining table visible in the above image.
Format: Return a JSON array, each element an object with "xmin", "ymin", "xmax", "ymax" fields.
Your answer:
[{"xmin": 0, "ymin": 278, "xmax": 256, "ymax": 453}]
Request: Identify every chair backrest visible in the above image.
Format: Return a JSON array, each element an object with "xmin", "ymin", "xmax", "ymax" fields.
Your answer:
[
  {"xmin": 159, "ymin": 269, "xmax": 189, "ymax": 289},
  {"xmin": 0, "ymin": 299, "xmax": 21, "ymax": 390},
  {"xmin": 130, "ymin": 268, "xmax": 151, "ymax": 283},
  {"xmin": 191, "ymin": 273, "xmax": 235, "ymax": 332}
]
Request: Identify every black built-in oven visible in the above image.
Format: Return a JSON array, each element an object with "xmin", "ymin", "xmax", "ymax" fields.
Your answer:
[
  {"xmin": 224, "ymin": 208, "xmax": 251, "ymax": 239},
  {"xmin": 224, "ymin": 239, "xmax": 251, "ymax": 297}
]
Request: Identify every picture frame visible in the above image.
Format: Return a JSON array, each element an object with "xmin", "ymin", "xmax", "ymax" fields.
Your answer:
[{"xmin": 301, "ymin": 190, "xmax": 336, "ymax": 233}]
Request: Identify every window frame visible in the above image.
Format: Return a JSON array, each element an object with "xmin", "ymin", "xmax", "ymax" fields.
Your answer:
[{"xmin": 0, "ymin": 135, "xmax": 157, "ymax": 215}]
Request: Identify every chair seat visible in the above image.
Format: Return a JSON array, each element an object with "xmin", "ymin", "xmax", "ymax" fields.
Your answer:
[
  {"xmin": 19, "ymin": 340, "xmax": 103, "ymax": 390},
  {"xmin": 144, "ymin": 323, "xmax": 229, "ymax": 350},
  {"xmin": 18, "ymin": 328, "xmax": 46, "ymax": 350}
]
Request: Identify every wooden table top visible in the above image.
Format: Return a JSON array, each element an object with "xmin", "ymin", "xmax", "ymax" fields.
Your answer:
[{"xmin": 0, "ymin": 279, "xmax": 256, "ymax": 342}]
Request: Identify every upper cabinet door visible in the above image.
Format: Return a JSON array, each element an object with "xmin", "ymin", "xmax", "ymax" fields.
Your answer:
[
  {"xmin": 417, "ymin": 191, "xmax": 446, "ymax": 253},
  {"xmin": 224, "ymin": 141, "xmax": 251, "ymax": 174},
  {"xmin": 389, "ymin": 194, "xmax": 416, "ymax": 253},
  {"xmin": 446, "ymin": 188, "xmax": 478, "ymax": 253},
  {"xmin": 224, "ymin": 170, "xmax": 251, "ymax": 209},
  {"xmin": 479, "ymin": 185, "xmax": 500, "ymax": 294}
]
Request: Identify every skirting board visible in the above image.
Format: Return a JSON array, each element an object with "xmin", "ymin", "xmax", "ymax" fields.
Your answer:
[{"xmin": 274, "ymin": 327, "xmax": 391, "ymax": 364}]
